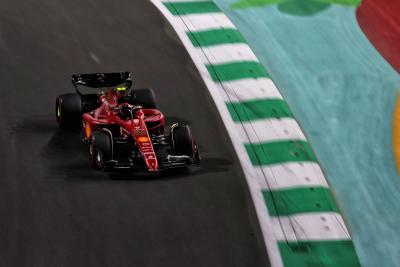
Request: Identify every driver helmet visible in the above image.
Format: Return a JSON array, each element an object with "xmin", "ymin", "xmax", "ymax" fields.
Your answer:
[{"xmin": 115, "ymin": 86, "xmax": 128, "ymax": 98}]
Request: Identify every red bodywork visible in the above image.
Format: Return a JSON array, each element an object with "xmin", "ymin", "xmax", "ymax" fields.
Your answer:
[
  {"xmin": 356, "ymin": 0, "xmax": 400, "ymax": 72},
  {"xmin": 81, "ymin": 89, "xmax": 165, "ymax": 172}
]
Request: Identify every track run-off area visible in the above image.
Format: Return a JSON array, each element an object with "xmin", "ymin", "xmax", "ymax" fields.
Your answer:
[
  {"xmin": 153, "ymin": 1, "xmax": 359, "ymax": 266},
  {"xmin": 209, "ymin": 0, "xmax": 400, "ymax": 266},
  {"xmin": 0, "ymin": 1, "xmax": 270, "ymax": 266}
]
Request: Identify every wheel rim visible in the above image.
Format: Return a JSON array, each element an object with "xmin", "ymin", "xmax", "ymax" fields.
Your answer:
[
  {"xmin": 96, "ymin": 151, "xmax": 102, "ymax": 163},
  {"xmin": 95, "ymin": 150, "xmax": 103, "ymax": 169},
  {"xmin": 56, "ymin": 100, "xmax": 62, "ymax": 123}
]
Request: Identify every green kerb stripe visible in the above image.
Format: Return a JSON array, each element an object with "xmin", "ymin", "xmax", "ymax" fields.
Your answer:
[
  {"xmin": 262, "ymin": 187, "xmax": 338, "ymax": 216},
  {"xmin": 279, "ymin": 240, "xmax": 361, "ymax": 267},
  {"xmin": 187, "ymin": 29, "xmax": 246, "ymax": 47},
  {"xmin": 164, "ymin": 1, "xmax": 220, "ymax": 15},
  {"xmin": 206, "ymin": 61, "xmax": 269, "ymax": 81},
  {"xmin": 245, "ymin": 140, "xmax": 316, "ymax": 166},
  {"xmin": 227, "ymin": 99, "xmax": 293, "ymax": 122}
]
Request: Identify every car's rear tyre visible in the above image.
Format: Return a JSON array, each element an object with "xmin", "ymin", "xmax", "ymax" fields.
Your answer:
[
  {"xmin": 171, "ymin": 125, "xmax": 195, "ymax": 157},
  {"xmin": 56, "ymin": 93, "xmax": 82, "ymax": 129},
  {"xmin": 89, "ymin": 130, "xmax": 112, "ymax": 170},
  {"xmin": 131, "ymin": 88, "xmax": 156, "ymax": 109}
]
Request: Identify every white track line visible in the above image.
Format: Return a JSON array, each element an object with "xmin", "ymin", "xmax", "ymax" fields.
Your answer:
[
  {"xmin": 180, "ymin": 13, "xmax": 235, "ymax": 32},
  {"xmin": 196, "ymin": 43, "xmax": 259, "ymax": 64},
  {"xmin": 254, "ymin": 162, "xmax": 328, "ymax": 190},
  {"xmin": 216, "ymin": 78, "xmax": 283, "ymax": 102},
  {"xmin": 236, "ymin": 118, "xmax": 307, "ymax": 143},
  {"xmin": 272, "ymin": 213, "xmax": 350, "ymax": 241}
]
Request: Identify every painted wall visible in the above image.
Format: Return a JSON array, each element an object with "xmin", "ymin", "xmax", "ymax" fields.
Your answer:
[
  {"xmin": 357, "ymin": 0, "xmax": 400, "ymax": 72},
  {"xmin": 212, "ymin": 0, "xmax": 400, "ymax": 266}
]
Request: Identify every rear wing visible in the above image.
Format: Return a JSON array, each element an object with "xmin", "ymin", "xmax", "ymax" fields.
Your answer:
[{"xmin": 72, "ymin": 72, "xmax": 133, "ymax": 94}]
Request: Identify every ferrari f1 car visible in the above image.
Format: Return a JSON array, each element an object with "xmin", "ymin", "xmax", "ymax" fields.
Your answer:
[{"xmin": 55, "ymin": 72, "xmax": 200, "ymax": 172}]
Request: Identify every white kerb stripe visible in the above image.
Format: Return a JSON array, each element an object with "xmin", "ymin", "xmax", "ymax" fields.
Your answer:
[
  {"xmin": 254, "ymin": 162, "xmax": 328, "ymax": 190},
  {"xmin": 272, "ymin": 213, "xmax": 350, "ymax": 241},
  {"xmin": 215, "ymin": 78, "xmax": 283, "ymax": 102},
  {"xmin": 180, "ymin": 13, "xmax": 235, "ymax": 32},
  {"xmin": 236, "ymin": 118, "xmax": 306, "ymax": 143},
  {"xmin": 196, "ymin": 43, "xmax": 258, "ymax": 65}
]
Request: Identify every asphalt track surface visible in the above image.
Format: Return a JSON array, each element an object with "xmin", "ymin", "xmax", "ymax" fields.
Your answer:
[{"xmin": 0, "ymin": 1, "xmax": 270, "ymax": 266}]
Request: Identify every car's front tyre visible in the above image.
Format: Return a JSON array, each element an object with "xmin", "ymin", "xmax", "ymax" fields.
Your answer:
[
  {"xmin": 171, "ymin": 125, "xmax": 195, "ymax": 157},
  {"xmin": 89, "ymin": 130, "xmax": 112, "ymax": 170}
]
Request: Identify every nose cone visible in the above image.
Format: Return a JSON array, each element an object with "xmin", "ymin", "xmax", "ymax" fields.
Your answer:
[{"xmin": 145, "ymin": 156, "xmax": 158, "ymax": 172}]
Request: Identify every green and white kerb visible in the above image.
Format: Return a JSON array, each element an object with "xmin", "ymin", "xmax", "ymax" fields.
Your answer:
[{"xmin": 149, "ymin": 1, "xmax": 361, "ymax": 266}]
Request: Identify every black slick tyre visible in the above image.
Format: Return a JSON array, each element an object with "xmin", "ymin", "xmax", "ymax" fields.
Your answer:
[
  {"xmin": 89, "ymin": 130, "xmax": 112, "ymax": 170},
  {"xmin": 131, "ymin": 88, "xmax": 156, "ymax": 109},
  {"xmin": 56, "ymin": 93, "xmax": 82, "ymax": 129},
  {"xmin": 171, "ymin": 125, "xmax": 194, "ymax": 157}
]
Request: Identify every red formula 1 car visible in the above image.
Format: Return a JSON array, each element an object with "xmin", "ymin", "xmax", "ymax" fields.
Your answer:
[{"xmin": 55, "ymin": 72, "xmax": 200, "ymax": 172}]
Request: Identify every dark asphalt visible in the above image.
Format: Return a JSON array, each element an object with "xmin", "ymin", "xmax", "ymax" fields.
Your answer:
[{"xmin": 0, "ymin": 0, "xmax": 269, "ymax": 266}]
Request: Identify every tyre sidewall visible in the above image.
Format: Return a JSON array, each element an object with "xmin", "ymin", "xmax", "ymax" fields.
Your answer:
[
  {"xmin": 171, "ymin": 125, "xmax": 194, "ymax": 157},
  {"xmin": 56, "ymin": 93, "xmax": 82, "ymax": 129},
  {"xmin": 90, "ymin": 130, "xmax": 112, "ymax": 170}
]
